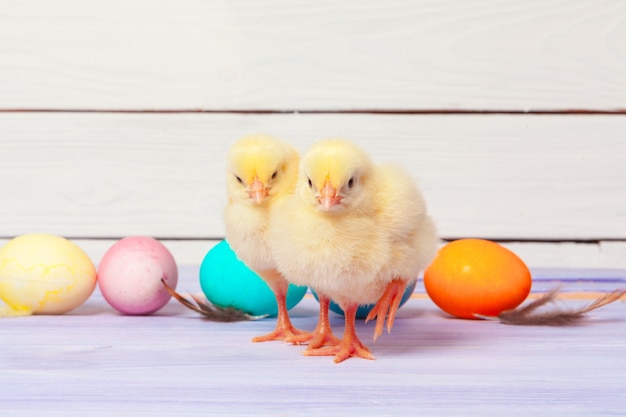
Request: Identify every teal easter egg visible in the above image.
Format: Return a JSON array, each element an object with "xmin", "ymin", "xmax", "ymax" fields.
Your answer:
[
  {"xmin": 313, "ymin": 280, "xmax": 416, "ymax": 319},
  {"xmin": 199, "ymin": 240, "xmax": 307, "ymax": 317}
]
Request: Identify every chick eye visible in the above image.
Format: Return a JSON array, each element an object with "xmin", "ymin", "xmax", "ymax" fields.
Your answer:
[
  {"xmin": 235, "ymin": 175, "xmax": 243, "ymax": 184},
  {"xmin": 271, "ymin": 171, "xmax": 278, "ymax": 180},
  {"xmin": 307, "ymin": 178, "xmax": 313, "ymax": 188},
  {"xmin": 348, "ymin": 177, "xmax": 355, "ymax": 188}
]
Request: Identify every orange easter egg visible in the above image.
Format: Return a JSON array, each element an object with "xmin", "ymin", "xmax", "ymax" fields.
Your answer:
[{"xmin": 424, "ymin": 239, "xmax": 531, "ymax": 319}]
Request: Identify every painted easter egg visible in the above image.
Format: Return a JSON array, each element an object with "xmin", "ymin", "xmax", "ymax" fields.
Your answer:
[
  {"xmin": 97, "ymin": 236, "xmax": 178, "ymax": 315},
  {"xmin": 199, "ymin": 240, "xmax": 307, "ymax": 317},
  {"xmin": 0, "ymin": 234, "xmax": 97, "ymax": 316},
  {"xmin": 424, "ymin": 239, "xmax": 532, "ymax": 319},
  {"xmin": 312, "ymin": 281, "xmax": 417, "ymax": 319}
]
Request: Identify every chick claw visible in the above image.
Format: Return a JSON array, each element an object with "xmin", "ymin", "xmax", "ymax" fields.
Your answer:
[
  {"xmin": 252, "ymin": 315, "xmax": 307, "ymax": 343},
  {"xmin": 252, "ymin": 289, "xmax": 306, "ymax": 343},
  {"xmin": 287, "ymin": 328, "xmax": 340, "ymax": 348},
  {"xmin": 305, "ymin": 338, "xmax": 375, "ymax": 364},
  {"xmin": 305, "ymin": 304, "xmax": 376, "ymax": 363},
  {"xmin": 287, "ymin": 295, "xmax": 340, "ymax": 348},
  {"xmin": 365, "ymin": 278, "xmax": 408, "ymax": 341}
]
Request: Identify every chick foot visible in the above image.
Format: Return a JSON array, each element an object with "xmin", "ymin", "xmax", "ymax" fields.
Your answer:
[
  {"xmin": 365, "ymin": 278, "xmax": 408, "ymax": 341},
  {"xmin": 305, "ymin": 304, "xmax": 375, "ymax": 363},
  {"xmin": 252, "ymin": 290, "xmax": 306, "ymax": 343},
  {"xmin": 288, "ymin": 294, "xmax": 340, "ymax": 348}
]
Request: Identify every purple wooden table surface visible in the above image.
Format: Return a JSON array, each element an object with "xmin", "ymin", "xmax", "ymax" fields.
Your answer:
[{"xmin": 2, "ymin": 267, "xmax": 625, "ymax": 417}]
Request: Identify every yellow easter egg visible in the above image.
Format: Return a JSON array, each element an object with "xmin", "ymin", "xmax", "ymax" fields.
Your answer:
[{"xmin": 0, "ymin": 234, "xmax": 97, "ymax": 316}]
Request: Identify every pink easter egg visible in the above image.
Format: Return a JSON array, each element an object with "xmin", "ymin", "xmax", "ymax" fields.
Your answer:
[{"xmin": 98, "ymin": 236, "xmax": 178, "ymax": 315}]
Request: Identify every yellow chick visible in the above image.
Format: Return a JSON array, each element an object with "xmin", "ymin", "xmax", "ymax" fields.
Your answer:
[
  {"xmin": 269, "ymin": 138, "xmax": 438, "ymax": 362},
  {"xmin": 224, "ymin": 134, "xmax": 306, "ymax": 342}
]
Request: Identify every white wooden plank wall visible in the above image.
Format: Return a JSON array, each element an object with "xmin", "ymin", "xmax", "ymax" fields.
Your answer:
[
  {"xmin": 2, "ymin": 0, "xmax": 626, "ymax": 111},
  {"xmin": 1, "ymin": 0, "xmax": 625, "ymax": 268}
]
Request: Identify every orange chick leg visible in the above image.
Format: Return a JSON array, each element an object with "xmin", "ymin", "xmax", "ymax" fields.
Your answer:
[
  {"xmin": 365, "ymin": 278, "xmax": 408, "ymax": 341},
  {"xmin": 305, "ymin": 303, "xmax": 375, "ymax": 363},
  {"xmin": 252, "ymin": 281, "xmax": 306, "ymax": 343},
  {"xmin": 288, "ymin": 293, "xmax": 340, "ymax": 348}
]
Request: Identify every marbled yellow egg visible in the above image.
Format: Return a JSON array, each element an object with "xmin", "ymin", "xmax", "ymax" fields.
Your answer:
[{"xmin": 0, "ymin": 234, "xmax": 97, "ymax": 316}]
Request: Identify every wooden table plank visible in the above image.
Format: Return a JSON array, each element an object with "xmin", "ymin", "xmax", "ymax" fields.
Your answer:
[{"xmin": 1, "ymin": 268, "xmax": 625, "ymax": 416}]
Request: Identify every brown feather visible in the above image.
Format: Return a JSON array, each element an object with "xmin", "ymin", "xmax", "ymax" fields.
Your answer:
[
  {"xmin": 161, "ymin": 279, "xmax": 266, "ymax": 322},
  {"xmin": 477, "ymin": 288, "xmax": 626, "ymax": 326}
]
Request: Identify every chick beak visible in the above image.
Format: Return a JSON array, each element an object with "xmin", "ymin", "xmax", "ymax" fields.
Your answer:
[
  {"xmin": 248, "ymin": 177, "xmax": 268, "ymax": 204},
  {"xmin": 318, "ymin": 179, "xmax": 342, "ymax": 210}
]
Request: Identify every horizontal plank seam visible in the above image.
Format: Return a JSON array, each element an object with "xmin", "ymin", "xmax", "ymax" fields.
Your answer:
[
  {"xmin": 1, "ymin": 236, "xmax": 625, "ymax": 243},
  {"xmin": 1, "ymin": 109, "xmax": 626, "ymax": 115}
]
